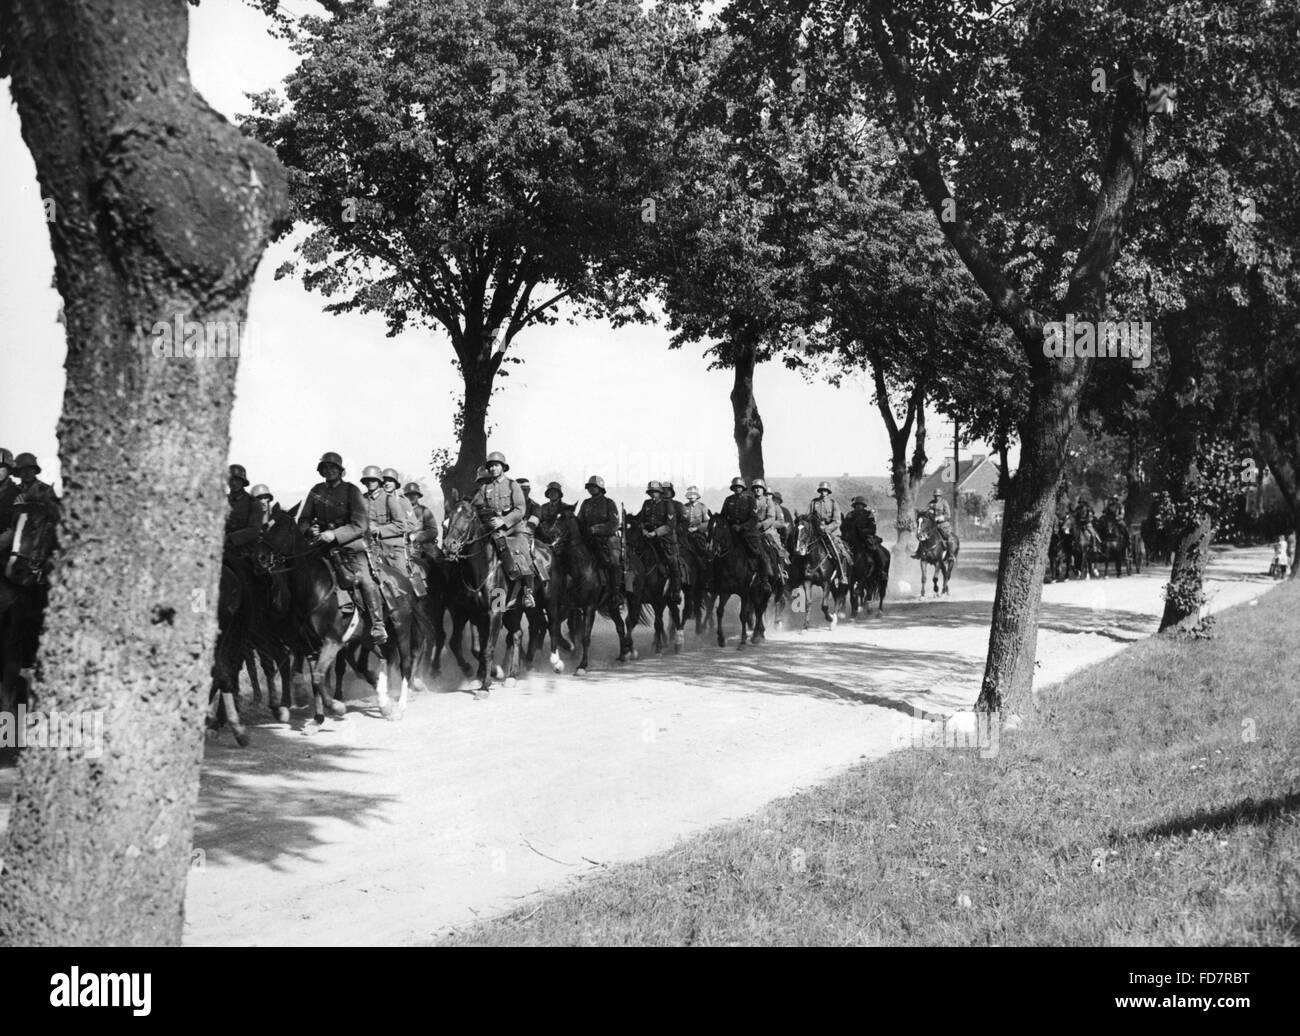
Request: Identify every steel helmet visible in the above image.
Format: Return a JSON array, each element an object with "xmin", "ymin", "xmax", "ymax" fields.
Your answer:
[
  {"xmin": 13, "ymin": 453, "xmax": 40, "ymax": 474},
  {"xmin": 381, "ymin": 467, "xmax": 401, "ymax": 484},
  {"xmin": 361, "ymin": 465, "xmax": 384, "ymax": 483},
  {"xmin": 545, "ymin": 481, "xmax": 562, "ymax": 497},
  {"xmin": 403, "ymin": 482, "xmax": 422, "ymax": 497},
  {"xmin": 750, "ymin": 478, "xmax": 767, "ymax": 492},
  {"xmin": 646, "ymin": 480, "xmax": 663, "ymax": 494},
  {"xmin": 0, "ymin": 448, "xmax": 13, "ymax": 468},
  {"xmin": 771, "ymin": 491, "xmax": 783, "ymax": 504},
  {"xmin": 475, "ymin": 466, "xmax": 491, "ymax": 483},
  {"xmin": 729, "ymin": 477, "xmax": 745, "ymax": 490},
  {"xmin": 585, "ymin": 475, "xmax": 605, "ymax": 491},
  {"xmin": 517, "ymin": 477, "xmax": 531, "ymax": 489},
  {"xmin": 485, "ymin": 451, "xmax": 509, "ymax": 471},
  {"xmin": 932, "ymin": 489, "xmax": 943, "ymax": 499},
  {"xmin": 250, "ymin": 484, "xmax": 272, "ymax": 500},
  {"xmin": 852, "ymin": 495, "xmax": 866, "ymax": 506},
  {"xmin": 663, "ymin": 481, "xmax": 676, "ymax": 496},
  {"xmin": 229, "ymin": 464, "xmax": 249, "ymax": 485},
  {"xmin": 817, "ymin": 481, "xmax": 832, "ymax": 493},
  {"xmin": 685, "ymin": 486, "xmax": 700, "ymax": 500},
  {"xmin": 317, "ymin": 451, "xmax": 343, "ymax": 473}
]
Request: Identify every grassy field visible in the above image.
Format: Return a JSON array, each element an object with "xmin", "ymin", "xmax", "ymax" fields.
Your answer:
[{"xmin": 442, "ymin": 580, "xmax": 1300, "ymax": 946}]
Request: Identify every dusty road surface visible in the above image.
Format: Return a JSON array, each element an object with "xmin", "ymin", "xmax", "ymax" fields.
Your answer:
[{"xmin": 0, "ymin": 544, "xmax": 1280, "ymax": 943}]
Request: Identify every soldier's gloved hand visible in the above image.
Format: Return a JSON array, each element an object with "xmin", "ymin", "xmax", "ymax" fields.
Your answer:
[
  {"xmin": 489, "ymin": 517, "xmax": 505, "ymax": 531},
  {"xmin": 318, "ymin": 530, "xmax": 337, "ymax": 544}
]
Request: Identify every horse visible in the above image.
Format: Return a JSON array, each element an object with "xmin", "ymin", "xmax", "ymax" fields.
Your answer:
[
  {"xmin": 1046, "ymin": 515, "xmax": 1076, "ymax": 583},
  {"xmin": 547, "ymin": 510, "xmax": 634, "ymax": 674},
  {"xmin": 0, "ymin": 498, "xmax": 58, "ymax": 718},
  {"xmin": 791, "ymin": 515, "xmax": 849, "ymax": 628},
  {"xmin": 847, "ymin": 534, "xmax": 889, "ymax": 617},
  {"xmin": 1094, "ymin": 512, "xmax": 1131, "ymax": 579},
  {"xmin": 441, "ymin": 500, "xmax": 560, "ymax": 698},
  {"xmin": 677, "ymin": 527, "xmax": 714, "ymax": 636},
  {"xmin": 706, "ymin": 515, "xmax": 769, "ymax": 648},
  {"xmin": 914, "ymin": 512, "xmax": 959, "ymax": 597},
  {"xmin": 624, "ymin": 514, "xmax": 684, "ymax": 655},
  {"xmin": 255, "ymin": 508, "xmax": 416, "ymax": 730},
  {"xmin": 1070, "ymin": 518, "xmax": 1101, "ymax": 580}
]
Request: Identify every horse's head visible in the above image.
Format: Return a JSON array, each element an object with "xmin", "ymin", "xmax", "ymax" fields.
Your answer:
[
  {"xmin": 794, "ymin": 515, "xmax": 813, "ymax": 555},
  {"xmin": 253, "ymin": 506, "xmax": 306, "ymax": 576},
  {"xmin": 441, "ymin": 499, "xmax": 481, "ymax": 559},
  {"xmin": 5, "ymin": 503, "xmax": 59, "ymax": 587}
]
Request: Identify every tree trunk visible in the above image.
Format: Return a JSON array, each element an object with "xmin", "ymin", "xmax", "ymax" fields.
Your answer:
[
  {"xmin": 440, "ymin": 346, "xmax": 501, "ymax": 506},
  {"xmin": 0, "ymin": 0, "xmax": 287, "ymax": 945},
  {"xmin": 1159, "ymin": 510, "xmax": 1215, "ymax": 631},
  {"xmin": 976, "ymin": 381, "xmax": 1076, "ymax": 711},
  {"xmin": 730, "ymin": 339, "xmax": 765, "ymax": 484},
  {"xmin": 886, "ymin": 399, "xmax": 926, "ymax": 594},
  {"xmin": 1258, "ymin": 430, "xmax": 1300, "ymax": 578}
]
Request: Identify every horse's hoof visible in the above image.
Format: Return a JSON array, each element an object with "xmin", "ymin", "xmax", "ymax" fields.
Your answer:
[
  {"xmin": 379, "ymin": 701, "xmax": 393, "ymax": 719},
  {"xmin": 412, "ymin": 678, "xmax": 429, "ymax": 694},
  {"xmin": 505, "ymin": 677, "xmax": 517, "ymax": 689},
  {"xmin": 550, "ymin": 653, "xmax": 564, "ymax": 674},
  {"xmin": 630, "ymin": 649, "xmax": 639, "ymax": 661},
  {"xmin": 473, "ymin": 689, "xmax": 490, "ymax": 701},
  {"xmin": 494, "ymin": 665, "xmax": 505, "ymax": 680},
  {"xmin": 576, "ymin": 667, "xmax": 587, "ymax": 677},
  {"xmin": 276, "ymin": 707, "xmax": 290, "ymax": 724},
  {"xmin": 329, "ymin": 700, "xmax": 347, "ymax": 718},
  {"xmin": 388, "ymin": 706, "xmax": 404, "ymax": 722},
  {"xmin": 716, "ymin": 638, "xmax": 726, "ymax": 648},
  {"xmin": 234, "ymin": 731, "xmax": 250, "ymax": 748},
  {"xmin": 301, "ymin": 720, "xmax": 321, "ymax": 736}
]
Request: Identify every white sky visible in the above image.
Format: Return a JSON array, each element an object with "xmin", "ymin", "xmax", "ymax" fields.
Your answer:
[{"xmin": 0, "ymin": 0, "xmax": 1003, "ymax": 511}]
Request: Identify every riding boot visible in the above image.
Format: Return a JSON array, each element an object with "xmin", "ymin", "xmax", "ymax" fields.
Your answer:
[
  {"xmin": 522, "ymin": 574, "xmax": 536, "ymax": 610},
  {"xmin": 608, "ymin": 566, "xmax": 626, "ymax": 607},
  {"xmin": 357, "ymin": 574, "xmax": 387, "ymax": 646}
]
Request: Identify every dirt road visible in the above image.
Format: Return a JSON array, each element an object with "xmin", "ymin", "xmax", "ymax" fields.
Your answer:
[{"xmin": 0, "ymin": 544, "xmax": 1281, "ymax": 943}]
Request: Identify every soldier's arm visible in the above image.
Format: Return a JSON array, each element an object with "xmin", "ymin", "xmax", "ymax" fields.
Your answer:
[
  {"xmin": 226, "ymin": 497, "xmax": 264, "ymax": 548},
  {"xmin": 333, "ymin": 485, "xmax": 369, "ymax": 546},
  {"xmin": 499, "ymin": 481, "xmax": 526, "ymax": 528}
]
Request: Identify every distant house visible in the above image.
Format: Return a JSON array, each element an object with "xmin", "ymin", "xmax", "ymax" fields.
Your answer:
[{"xmin": 917, "ymin": 455, "xmax": 1005, "ymax": 520}]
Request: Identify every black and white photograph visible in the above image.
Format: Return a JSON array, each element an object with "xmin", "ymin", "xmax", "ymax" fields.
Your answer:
[{"xmin": 0, "ymin": 0, "xmax": 1295, "ymax": 980}]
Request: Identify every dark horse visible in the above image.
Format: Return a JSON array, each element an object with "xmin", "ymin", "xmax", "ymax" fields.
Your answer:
[
  {"xmin": 677, "ymin": 527, "xmax": 714, "ymax": 636},
  {"xmin": 791, "ymin": 515, "xmax": 849, "ymax": 629},
  {"xmin": 707, "ymin": 515, "xmax": 770, "ymax": 648},
  {"xmin": 254, "ymin": 508, "xmax": 417, "ymax": 731},
  {"xmin": 0, "ymin": 498, "xmax": 58, "ymax": 718},
  {"xmin": 547, "ymin": 510, "xmax": 634, "ymax": 674},
  {"xmin": 914, "ymin": 512, "xmax": 959, "ymax": 597},
  {"xmin": 1094, "ymin": 512, "xmax": 1131, "ymax": 579},
  {"xmin": 847, "ymin": 534, "xmax": 889, "ymax": 617},
  {"xmin": 1070, "ymin": 518, "xmax": 1101, "ymax": 580},
  {"xmin": 441, "ymin": 501, "xmax": 560, "ymax": 697},
  {"xmin": 1046, "ymin": 515, "xmax": 1076, "ymax": 583},
  {"xmin": 624, "ymin": 515, "xmax": 684, "ymax": 655}
]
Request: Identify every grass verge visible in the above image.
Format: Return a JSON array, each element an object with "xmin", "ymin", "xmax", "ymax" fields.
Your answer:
[{"xmin": 441, "ymin": 581, "xmax": 1300, "ymax": 945}]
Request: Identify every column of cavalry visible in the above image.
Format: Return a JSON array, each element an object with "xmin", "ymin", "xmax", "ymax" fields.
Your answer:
[{"xmin": 211, "ymin": 453, "xmax": 908, "ymax": 745}]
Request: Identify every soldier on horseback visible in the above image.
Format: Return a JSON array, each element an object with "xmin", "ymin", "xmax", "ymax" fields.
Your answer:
[
  {"xmin": 472, "ymin": 451, "xmax": 535, "ymax": 609},
  {"xmin": 403, "ymin": 482, "xmax": 441, "ymax": 559},
  {"xmin": 361, "ymin": 465, "xmax": 412, "ymax": 570},
  {"xmin": 721, "ymin": 477, "xmax": 764, "ymax": 572},
  {"xmin": 537, "ymin": 482, "xmax": 572, "ymax": 544},
  {"xmin": 224, "ymin": 464, "xmax": 265, "ymax": 562},
  {"xmin": 516, "ymin": 477, "xmax": 544, "ymax": 571},
  {"xmin": 809, "ymin": 482, "xmax": 852, "ymax": 580},
  {"xmin": 298, "ymin": 452, "xmax": 387, "ymax": 645},
  {"xmin": 1075, "ymin": 494, "xmax": 1099, "ymax": 552},
  {"xmin": 1103, "ymin": 493, "xmax": 1130, "ymax": 557},
  {"xmin": 0, "ymin": 449, "xmax": 19, "ymax": 534},
  {"xmin": 772, "ymin": 490, "xmax": 796, "ymax": 557},
  {"xmin": 914, "ymin": 490, "xmax": 955, "ymax": 559},
  {"xmin": 683, "ymin": 485, "xmax": 711, "ymax": 552},
  {"xmin": 250, "ymin": 484, "xmax": 275, "ymax": 530},
  {"xmin": 637, "ymin": 480, "xmax": 681, "ymax": 599},
  {"xmin": 843, "ymin": 496, "xmax": 880, "ymax": 552},
  {"xmin": 578, "ymin": 475, "xmax": 623, "ymax": 606},
  {"xmin": 0, "ymin": 453, "xmax": 59, "ymax": 557},
  {"xmin": 750, "ymin": 479, "xmax": 788, "ymax": 582}
]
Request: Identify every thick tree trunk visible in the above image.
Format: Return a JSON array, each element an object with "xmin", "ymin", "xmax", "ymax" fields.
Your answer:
[
  {"xmin": 730, "ymin": 339, "xmax": 765, "ymax": 484},
  {"xmin": 0, "ymin": 0, "xmax": 286, "ymax": 945},
  {"xmin": 440, "ymin": 347, "xmax": 501, "ymax": 506},
  {"xmin": 886, "ymin": 400, "xmax": 926, "ymax": 594},
  {"xmin": 1159, "ymin": 510, "xmax": 1215, "ymax": 631},
  {"xmin": 976, "ymin": 382, "xmax": 1076, "ymax": 711}
]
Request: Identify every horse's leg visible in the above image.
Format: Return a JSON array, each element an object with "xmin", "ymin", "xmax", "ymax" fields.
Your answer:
[
  {"xmin": 504, "ymin": 611, "xmax": 522, "ymax": 689},
  {"xmin": 670, "ymin": 594, "xmax": 684, "ymax": 653},
  {"xmin": 738, "ymin": 589, "xmax": 751, "ymax": 648},
  {"xmin": 478, "ymin": 608, "xmax": 504, "ymax": 698},
  {"xmin": 716, "ymin": 591, "xmax": 728, "ymax": 647},
  {"xmin": 244, "ymin": 649, "xmax": 263, "ymax": 706},
  {"xmin": 576, "ymin": 602, "xmax": 597, "ymax": 675}
]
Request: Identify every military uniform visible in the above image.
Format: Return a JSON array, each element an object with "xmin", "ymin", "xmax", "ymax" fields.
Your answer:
[
  {"xmin": 408, "ymin": 501, "xmax": 441, "ymax": 559},
  {"xmin": 751, "ymin": 489, "xmax": 788, "ymax": 578},
  {"xmin": 577, "ymin": 482, "xmax": 623, "ymax": 602},
  {"xmin": 364, "ymin": 484, "xmax": 410, "ymax": 568},
  {"xmin": 637, "ymin": 488, "xmax": 680, "ymax": 596},
  {"xmin": 809, "ymin": 491, "xmax": 852, "ymax": 578},
  {"xmin": 537, "ymin": 494, "xmax": 573, "ymax": 544},
  {"xmin": 298, "ymin": 471, "xmax": 387, "ymax": 644},
  {"xmin": 842, "ymin": 502, "xmax": 878, "ymax": 551},
  {"xmin": 0, "ymin": 451, "xmax": 18, "ymax": 531},
  {"xmin": 472, "ymin": 461, "xmax": 533, "ymax": 603},
  {"xmin": 720, "ymin": 484, "xmax": 763, "ymax": 567},
  {"xmin": 224, "ymin": 487, "xmax": 264, "ymax": 556}
]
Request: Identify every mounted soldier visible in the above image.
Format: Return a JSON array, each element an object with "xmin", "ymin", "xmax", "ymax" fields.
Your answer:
[
  {"xmin": 637, "ymin": 480, "xmax": 681, "ymax": 599},
  {"xmin": 537, "ymin": 481, "xmax": 572, "ymax": 544},
  {"xmin": 0, "ymin": 448, "xmax": 19, "ymax": 533},
  {"xmin": 682, "ymin": 485, "xmax": 711, "ymax": 554},
  {"xmin": 472, "ymin": 450, "xmax": 535, "ymax": 608},
  {"xmin": 516, "ymin": 477, "xmax": 543, "ymax": 570},
  {"xmin": 842, "ymin": 495, "xmax": 879, "ymax": 553},
  {"xmin": 750, "ymin": 478, "xmax": 788, "ymax": 581},
  {"xmin": 402, "ymin": 482, "xmax": 441, "ymax": 560},
  {"xmin": 771, "ymin": 490, "xmax": 796, "ymax": 557},
  {"xmin": 1103, "ymin": 492, "xmax": 1130, "ymax": 555},
  {"xmin": 914, "ymin": 490, "xmax": 955, "ymax": 559},
  {"xmin": 809, "ymin": 481, "xmax": 852, "ymax": 581},
  {"xmin": 1074, "ymin": 493, "xmax": 1099, "ymax": 544},
  {"xmin": 250, "ymin": 484, "xmax": 275, "ymax": 530},
  {"xmin": 223, "ymin": 464, "xmax": 264, "ymax": 565},
  {"xmin": 577, "ymin": 474, "xmax": 623, "ymax": 606},
  {"xmin": 360, "ymin": 465, "xmax": 411, "ymax": 570},
  {"xmin": 297, "ymin": 451, "xmax": 387, "ymax": 645},
  {"xmin": 720, "ymin": 476, "xmax": 764, "ymax": 570}
]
